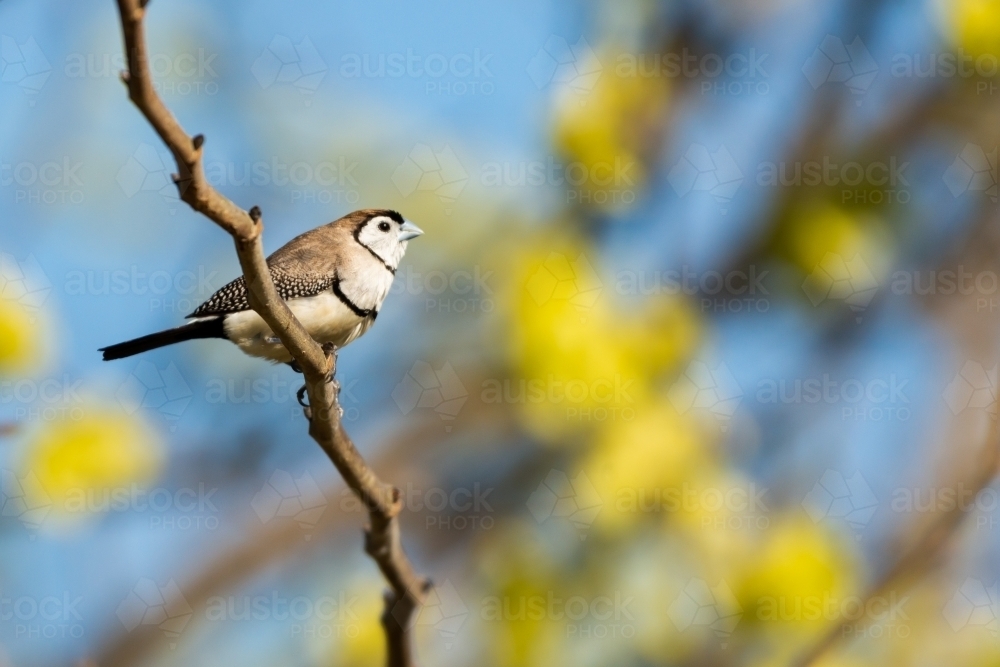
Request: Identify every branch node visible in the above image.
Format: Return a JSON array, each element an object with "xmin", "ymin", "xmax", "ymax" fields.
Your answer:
[
  {"xmin": 248, "ymin": 205, "xmax": 262, "ymax": 224},
  {"xmin": 192, "ymin": 133, "xmax": 204, "ymax": 151},
  {"xmin": 119, "ymin": 70, "xmax": 130, "ymax": 85},
  {"xmin": 388, "ymin": 487, "xmax": 404, "ymax": 518}
]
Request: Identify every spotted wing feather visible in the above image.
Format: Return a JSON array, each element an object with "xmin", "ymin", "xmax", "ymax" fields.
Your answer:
[{"xmin": 188, "ymin": 267, "xmax": 334, "ymax": 317}]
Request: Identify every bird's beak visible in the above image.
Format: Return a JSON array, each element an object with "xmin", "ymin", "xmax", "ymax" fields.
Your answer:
[{"xmin": 398, "ymin": 220, "xmax": 424, "ymax": 242}]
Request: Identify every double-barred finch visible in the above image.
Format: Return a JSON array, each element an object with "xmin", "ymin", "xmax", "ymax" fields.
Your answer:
[{"xmin": 100, "ymin": 209, "xmax": 423, "ymax": 364}]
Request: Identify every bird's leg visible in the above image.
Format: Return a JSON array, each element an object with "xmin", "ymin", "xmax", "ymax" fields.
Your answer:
[{"xmin": 287, "ymin": 360, "xmax": 303, "ymax": 374}]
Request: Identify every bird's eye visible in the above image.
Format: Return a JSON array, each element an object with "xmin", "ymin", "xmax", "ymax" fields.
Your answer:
[{"xmin": 378, "ymin": 221, "xmax": 391, "ymax": 232}]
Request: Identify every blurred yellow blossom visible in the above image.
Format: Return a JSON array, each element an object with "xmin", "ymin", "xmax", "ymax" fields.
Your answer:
[
  {"xmin": 22, "ymin": 408, "xmax": 162, "ymax": 512},
  {"xmin": 732, "ymin": 514, "xmax": 858, "ymax": 640},
  {"xmin": 478, "ymin": 523, "xmax": 568, "ymax": 667},
  {"xmin": 580, "ymin": 399, "xmax": 711, "ymax": 532},
  {"xmin": 945, "ymin": 0, "xmax": 1000, "ymax": 57},
  {"xmin": 329, "ymin": 582, "xmax": 384, "ymax": 667},
  {"xmin": 552, "ymin": 47, "xmax": 669, "ymax": 208},
  {"xmin": 0, "ymin": 298, "xmax": 44, "ymax": 375},
  {"xmin": 785, "ymin": 201, "xmax": 881, "ymax": 275},
  {"xmin": 781, "ymin": 201, "xmax": 890, "ymax": 316},
  {"xmin": 502, "ymin": 233, "xmax": 699, "ymax": 442}
]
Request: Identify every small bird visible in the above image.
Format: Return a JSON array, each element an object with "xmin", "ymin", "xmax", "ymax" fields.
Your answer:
[{"xmin": 100, "ymin": 209, "xmax": 422, "ymax": 364}]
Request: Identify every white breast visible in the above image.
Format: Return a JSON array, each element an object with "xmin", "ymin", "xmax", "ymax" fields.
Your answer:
[
  {"xmin": 223, "ymin": 293, "xmax": 362, "ymax": 362},
  {"xmin": 222, "ymin": 266, "xmax": 395, "ymax": 363}
]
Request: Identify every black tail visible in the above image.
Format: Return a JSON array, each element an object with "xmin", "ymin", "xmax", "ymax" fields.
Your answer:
[{"xmin": 100, "ymin": 317, "xmax": 226, "ymax": 361}]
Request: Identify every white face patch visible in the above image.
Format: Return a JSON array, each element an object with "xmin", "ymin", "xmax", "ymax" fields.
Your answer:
[{"xmin": 356, "ymin": 215, "xmax": 407, "ymax": 269}]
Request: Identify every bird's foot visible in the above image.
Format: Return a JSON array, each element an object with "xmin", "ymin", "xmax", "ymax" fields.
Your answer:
[
  {"xmin": 320, "ymin": 342, "xmax": 339, "ymax": 387},
  {"xmin": 287, "ymin": 360, "xmax": 303, "ymax": 374},
  {"xmin": 321, "ymin": 342, "xmax": 339, "ymax": 368},
  {"xmin": 296, "ymin": 384, "xmax": 314, "ymax": 420}
]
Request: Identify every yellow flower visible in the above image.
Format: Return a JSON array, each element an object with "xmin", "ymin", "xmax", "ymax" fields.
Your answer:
[
  {"xmin": 785, "ymin": 201, "xmax": 875, "ymax": 275},
  {"xmin": 733, "ymin": 515, "xmax": 857, "ymax": 639},
  {"xmin": 329, "ymin": 583, "xmax": 385, "ymax": 667},
  {"xmin": 0, "ymin": 298, "xmax": 44, "ymax": 375},
  {"xmin": 947, "ymin": 0, "xmax": 1000, "ymax": 57},
  {"xmin": 23, "ymin": 409, "xmax": 162, "ymax": 512},
  {"xmin": 502, "ymin": 234, "xmax": 699, "ymax": 442},
  {"xmin": 580, "ymin": 400, "xmax": 710, "ymax": 531},
  {"xmin": 478, "ymin": 523, "xmax": 566, "ymax": 667},
  {"xmin": 552, "ymin": 47, "xmax": 669, "ymax": 209}
]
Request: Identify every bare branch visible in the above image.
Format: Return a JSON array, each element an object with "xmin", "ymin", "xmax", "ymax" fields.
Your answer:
[{"xmin": 113, "ymin": 1, "xmax": 429, "ymax": 663}]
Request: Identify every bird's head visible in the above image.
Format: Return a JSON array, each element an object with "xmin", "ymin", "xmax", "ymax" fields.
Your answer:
[{"xmin": 347, "ymin": 209, "xmax": 423, "ymax": 270}]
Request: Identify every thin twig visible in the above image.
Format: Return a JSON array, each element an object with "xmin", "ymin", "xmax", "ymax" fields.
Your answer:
[{"xmin": 113, "ymin": 2, "xmax": 430, "ymax": 664}]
